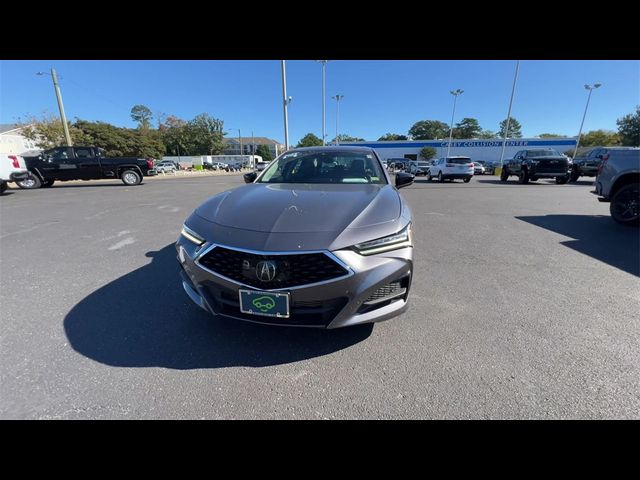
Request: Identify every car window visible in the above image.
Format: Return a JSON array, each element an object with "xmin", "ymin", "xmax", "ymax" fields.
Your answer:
[
  {"xmin": 447, "ymin": 158, "xmax": 471, "ymax": 164},
  {"xmin": 75, "ymin": 148, "xmax": 93, "ymax": 158},
  {"xmin": 259, "ymin": 151, "xmax": 386, "ymax": 185}
]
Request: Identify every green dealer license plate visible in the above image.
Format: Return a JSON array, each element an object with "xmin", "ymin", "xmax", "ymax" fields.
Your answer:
[{"xmin": 239, "ymin": 289, "xmax": 290, "ymax": 318}]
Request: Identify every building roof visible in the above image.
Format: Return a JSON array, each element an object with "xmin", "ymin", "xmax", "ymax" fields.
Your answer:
[{"xmin": 223, "ymin": 137, "xmax": 282, "ymax": 145}]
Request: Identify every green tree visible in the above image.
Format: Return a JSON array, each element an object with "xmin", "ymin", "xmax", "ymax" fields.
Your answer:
[
  {"xmin": 331, "ymin": 134, "xmax": 365, "ymax": 143},
  {"xmin": 478, "ymin": 130, "xmax": 497, "ymax": 139},
  {"xmin": 296, "ymin": 133, "xmax": 323, "ymax": 147},
  {"xmin": 408, "ymin": 120, "xmax": 449, "ymax": 140},
  {"xmin": 74, "ymin": 120, "xmax": 165, "ymax": 158},
  {"xmin": 498, "ymin": 117, "xmax": 522, "ymax": 138},
  {"xmin": 538, "ymin": 133, "xmax": 564, "ymax": 138},
  {"xmin": 188, "ymin": 113, "xmax": 224, "ymax": 155},
  {"xmin": 419, "ymin": 147, "xmax": 437, "ymax": 160},
  {"xmin": 616, "ymin": 106, "xmax": 640, "ymax": 146},
  {"xmin": 452, "ymin": 117, "xmax": 482, "ymax": 139},
  {"xmin": 255, "ymin": 144, "xmax": 273, "ymax": 162},
  {"xmin": 131, "ymin": 105, "xmax": 153, "ymax": 130},
  {"xmin": 579, "ymin": 129, "xmax": 621, "ymax": 147},
  {"xmin": 377, "ymin": 133, "xmax": 408, "ymax": 141},
  {"xmin": 159, "ymin": 115, "xmax": 189, "ymax": 155},
  {"xmin": 20, "ymin": 114, "xmax": 83, "ymax": 149}
]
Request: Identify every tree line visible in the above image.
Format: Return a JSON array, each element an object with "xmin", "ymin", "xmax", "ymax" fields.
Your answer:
[
  {"xmin": 21, "ymin": 105, "xmax": 228, "ymax": 159},
  {"xmin": 295, "ymin": 106, "xmax": 639, "ymax": 148}
]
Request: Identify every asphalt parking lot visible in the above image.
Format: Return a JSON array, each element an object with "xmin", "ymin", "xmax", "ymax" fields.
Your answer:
[{"xmin": 1, "ymin": 174, "xmax": 638, "ymax": 419}]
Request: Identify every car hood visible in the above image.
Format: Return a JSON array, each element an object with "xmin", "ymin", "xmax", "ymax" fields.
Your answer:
[
  {"xmin": 195, "ymin": 183, "xmax": 401, "ymax": 233},
  {"xmin": 527, "ymin": 156, "xmax": 567, "ymax": 161}
]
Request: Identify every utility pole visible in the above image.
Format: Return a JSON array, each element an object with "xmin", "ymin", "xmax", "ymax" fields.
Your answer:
[
  {"xmin": 447, "ymin": 89, "xmax": 464, "ymax": 157},
  {"xmin": 499, "ymin": 60, "xmax": 520, "ymax": 170},
  {"xmin": 38, "ymin": 68, "xmax": 73, "ymax": 146},
  {"xmin": 332, "ymin": 94, "xmax": 344, "ymax": 145},
  {"xmin": 281, "ymin": 60, "xmax": 291, "ymax": 150},
  {"xmin": 573, "ymin": 83, "xmax": 602, "ymax": 159}
]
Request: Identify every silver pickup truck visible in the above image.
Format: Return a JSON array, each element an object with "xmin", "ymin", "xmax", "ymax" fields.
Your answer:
[{"xmin": 594, "ymin": 147, "xmax": 640, "ymax": 226}]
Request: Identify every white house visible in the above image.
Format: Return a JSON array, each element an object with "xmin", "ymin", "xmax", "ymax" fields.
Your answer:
[{"xmin": 0, "ymin": 124, "xmax": 39, "ymax": 154}]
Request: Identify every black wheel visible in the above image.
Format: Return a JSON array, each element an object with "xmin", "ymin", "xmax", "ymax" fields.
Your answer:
[
  {"xmin": 463, "ymin": 177, "xmax": 471, "ymax": 183},
  {"xmin": 121, "ymin": 169, "xmax": 142, "ymax": 186},
  {"xmin": 0, "ymin": 181, "xmax": 7, "ymax": 195},
  {"xmin": 500, "ymin": 168, "xmax": 509, "ymax": 182},
  {"xmin": 42, "ymin": 179, "xmax": 55, "ymax": 188},
  {"xmin": 569, "ymin": 167, "xmax": 580, "ymax": 182},
  {"xmin": 529, "ymin": 177, "xmax": 538, "ymax": 182},
  {"xmin": 518, "ymin": 169, "xmax": 529, "ymax": 184},
  {"xmin": 438, "ymin": 171, "xmax": 444, "ymax": 183},
  {"xmin": 610, "ymin": 184, "xmax": 639, "ymax": 226},
  {"xmin": 555, "ymin": 175, "xmax": 569, "ymax": 185},
  {"xmin": 17, "ymin": 173, "xmax": 42, "ymax": 189}
]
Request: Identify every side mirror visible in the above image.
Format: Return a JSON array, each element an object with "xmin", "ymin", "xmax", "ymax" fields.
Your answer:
[
  {"xmin": 395, "ymin": 172, "xmax": 414, "ymax": 189},
  {"xmin": 243, "ymin": 171, "xmax": 258, "ymax": 183}
]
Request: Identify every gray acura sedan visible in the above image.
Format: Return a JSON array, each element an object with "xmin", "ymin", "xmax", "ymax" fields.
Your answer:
[{"xmin": 176, "ymin": 146, "xmax": 414, "ymax": 328}]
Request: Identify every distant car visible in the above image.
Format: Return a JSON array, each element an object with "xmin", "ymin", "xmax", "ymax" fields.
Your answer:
[
  {"xmin": 0, "ymin": 153, "xmax": 29, "ymax": 195},
  {"xmin": 386, "ymin": 158, "xmax": 410, "ymax": 173},
  {"xmin": 155, "ymin": 160, "xmax": 177, "ymax": 173},
  {"xmin": 255, "ymin": 161, "xmax": 270, "ymax": 172},
  {"xmin": 593, "ymin": 147, "xmax": 640, "ymax": 226},
  {"xmin": 473, "ymin": 161, "xmax": 486, "ymax": 175},
  {"xmin": 409, "ymin": 161, "xmax": 430, "ymax": 176},
  {"xmin": 426, "ymin": 156, "xmax": 474, "ymax": 183},
  {"xmin": 500, "ymin": 148, "xmax": 571, "ymax": 184}
]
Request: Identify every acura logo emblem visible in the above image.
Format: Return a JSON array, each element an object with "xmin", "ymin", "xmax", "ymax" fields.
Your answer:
[{"xmin": 256, "ymin": 260, "xmax": 277, "ymax": 282}]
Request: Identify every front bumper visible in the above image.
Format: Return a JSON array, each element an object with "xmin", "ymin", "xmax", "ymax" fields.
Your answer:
[{"xmin": 176, "ymin": 237, "xmax": 413, "ymax": 329}]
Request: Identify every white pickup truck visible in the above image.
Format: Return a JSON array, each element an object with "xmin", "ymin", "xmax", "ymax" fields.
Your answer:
[{"xmin": 0, "ymin": 153, "xmax": 29, "ymax": 195}]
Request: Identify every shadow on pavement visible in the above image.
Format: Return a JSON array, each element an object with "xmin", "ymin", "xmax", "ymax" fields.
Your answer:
[
  {"xmin": 517, "ymin": 215, "xmax": 640, "ymax": 277},
  {"xmin": 64, "ymin": 244, "xmax": 372, "ymax": 370}
]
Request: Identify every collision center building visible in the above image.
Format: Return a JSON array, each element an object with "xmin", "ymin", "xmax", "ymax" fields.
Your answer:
[{"xmin": 342, "ymin": 138, "xmax": 578, "ymax": 163}]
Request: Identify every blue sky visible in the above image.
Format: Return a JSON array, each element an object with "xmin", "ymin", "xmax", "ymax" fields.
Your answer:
[{"xmin": 1, "ymin": 60, "xmax": 638, "ymax": 144}]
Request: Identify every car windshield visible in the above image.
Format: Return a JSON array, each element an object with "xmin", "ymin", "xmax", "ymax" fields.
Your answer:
[
  {"xmin": 527, "ymin": 149, "xmax": 561, "ymax": 157},
  {"xmin": 417, "ymin": 162, "xmax": 429, "ymax": 167},
  {"xmin": 258, "ymin": 150, "xmax": 386, "ymax": 184}
]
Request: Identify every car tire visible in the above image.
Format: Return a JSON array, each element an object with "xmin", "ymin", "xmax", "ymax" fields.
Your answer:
[
  {"xmin": 610, "ymin": 183, "xmax": 639, "ymax": 226},
  {"xmin": 569, "ymin": 167, "xmax": 580, "ymax": 182},
  {"xmin": 17, "ymin": 173, "xmax": 42, "ymax": 189},
  {"xmin": 42, "ymin": 179, "xmax": 55, "ymax": 188},
  {"xmin": 518, "ymin": 169, "xmax": 529, "ymax": 184},
  {"xmin": 463, "ymin": 177, "xmax": 471, "ymax": 183},
  {"xmin": 121, "ymin": 169, "xmax": 142, "ymax": 186},
  {"xmin": 500, "ymin": 169, "xmax": 508, "ymax": 182},
  {"xmin": 556, "ymin": 175, "xmax": 569, "ymax": 185},
  {"xmin": 438, "ymin": 171, "xmax": 444, "ymax": 183}
]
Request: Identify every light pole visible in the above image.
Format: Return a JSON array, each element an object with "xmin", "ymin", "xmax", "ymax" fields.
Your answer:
[
  {"xmin": 499, "ymin": 60, "xmax": 520, "ymax": 170},
  {"xmin": 281, "ymin": 60, "xmax": 292, "ymax": 150},
  {"xmin": 37, "ymin": 68, "xmax": 72, "ymax": 146},
  {"xmin": 446, "ymin": 89, "xmax": 463, "ymax": 157},
  {"xmin": 573, "ymin": 83, "xmax": 602, "ymax": 159},
  {"xmin": 316, "ymin": 60, "xmax": 329, "ymax": 145},
  {"xmin": 332, "ymin": 94, "xmax": 344, "ymax": 145}
]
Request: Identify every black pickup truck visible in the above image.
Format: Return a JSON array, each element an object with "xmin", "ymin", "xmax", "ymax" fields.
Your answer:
[
  {"xmin": 500, "ymin": 148, "xmax": 571, "ymax": 184},
  {"xmin": 17, "ymin": 146, "xmax": 156, "ymax": 189}
]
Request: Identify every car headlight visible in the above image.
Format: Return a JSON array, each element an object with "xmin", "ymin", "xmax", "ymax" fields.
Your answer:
[
  {"xmin": 352, "ymin": 223, "xmax": 412, "ymax": 256},
  {"xmin": 181, "ymin": 224, "xmax": 205, "ymax": 246}
]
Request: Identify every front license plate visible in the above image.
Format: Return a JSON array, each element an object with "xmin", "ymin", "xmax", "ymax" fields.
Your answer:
[{"xmin": 239, "ymin": 289, "xmax": 290, "ymax": 318}]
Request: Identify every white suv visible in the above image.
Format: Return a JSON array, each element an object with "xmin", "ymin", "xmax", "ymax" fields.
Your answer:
[
  {"xmin": 427, "ymin": 156, "xmax": 474, "ymax": 183},
  {"xmin": 155, "ymin": 161, "xmax": 177, "ymax": 173}
]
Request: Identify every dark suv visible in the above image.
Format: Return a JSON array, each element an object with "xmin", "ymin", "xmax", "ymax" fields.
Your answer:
[
  {"xmin": 500, "ymin": 148, "xmax": 571, "ymax": 184},
  {"xmin": 570, "ymin": 146, "xmax": 636, "ymax": 182}
]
